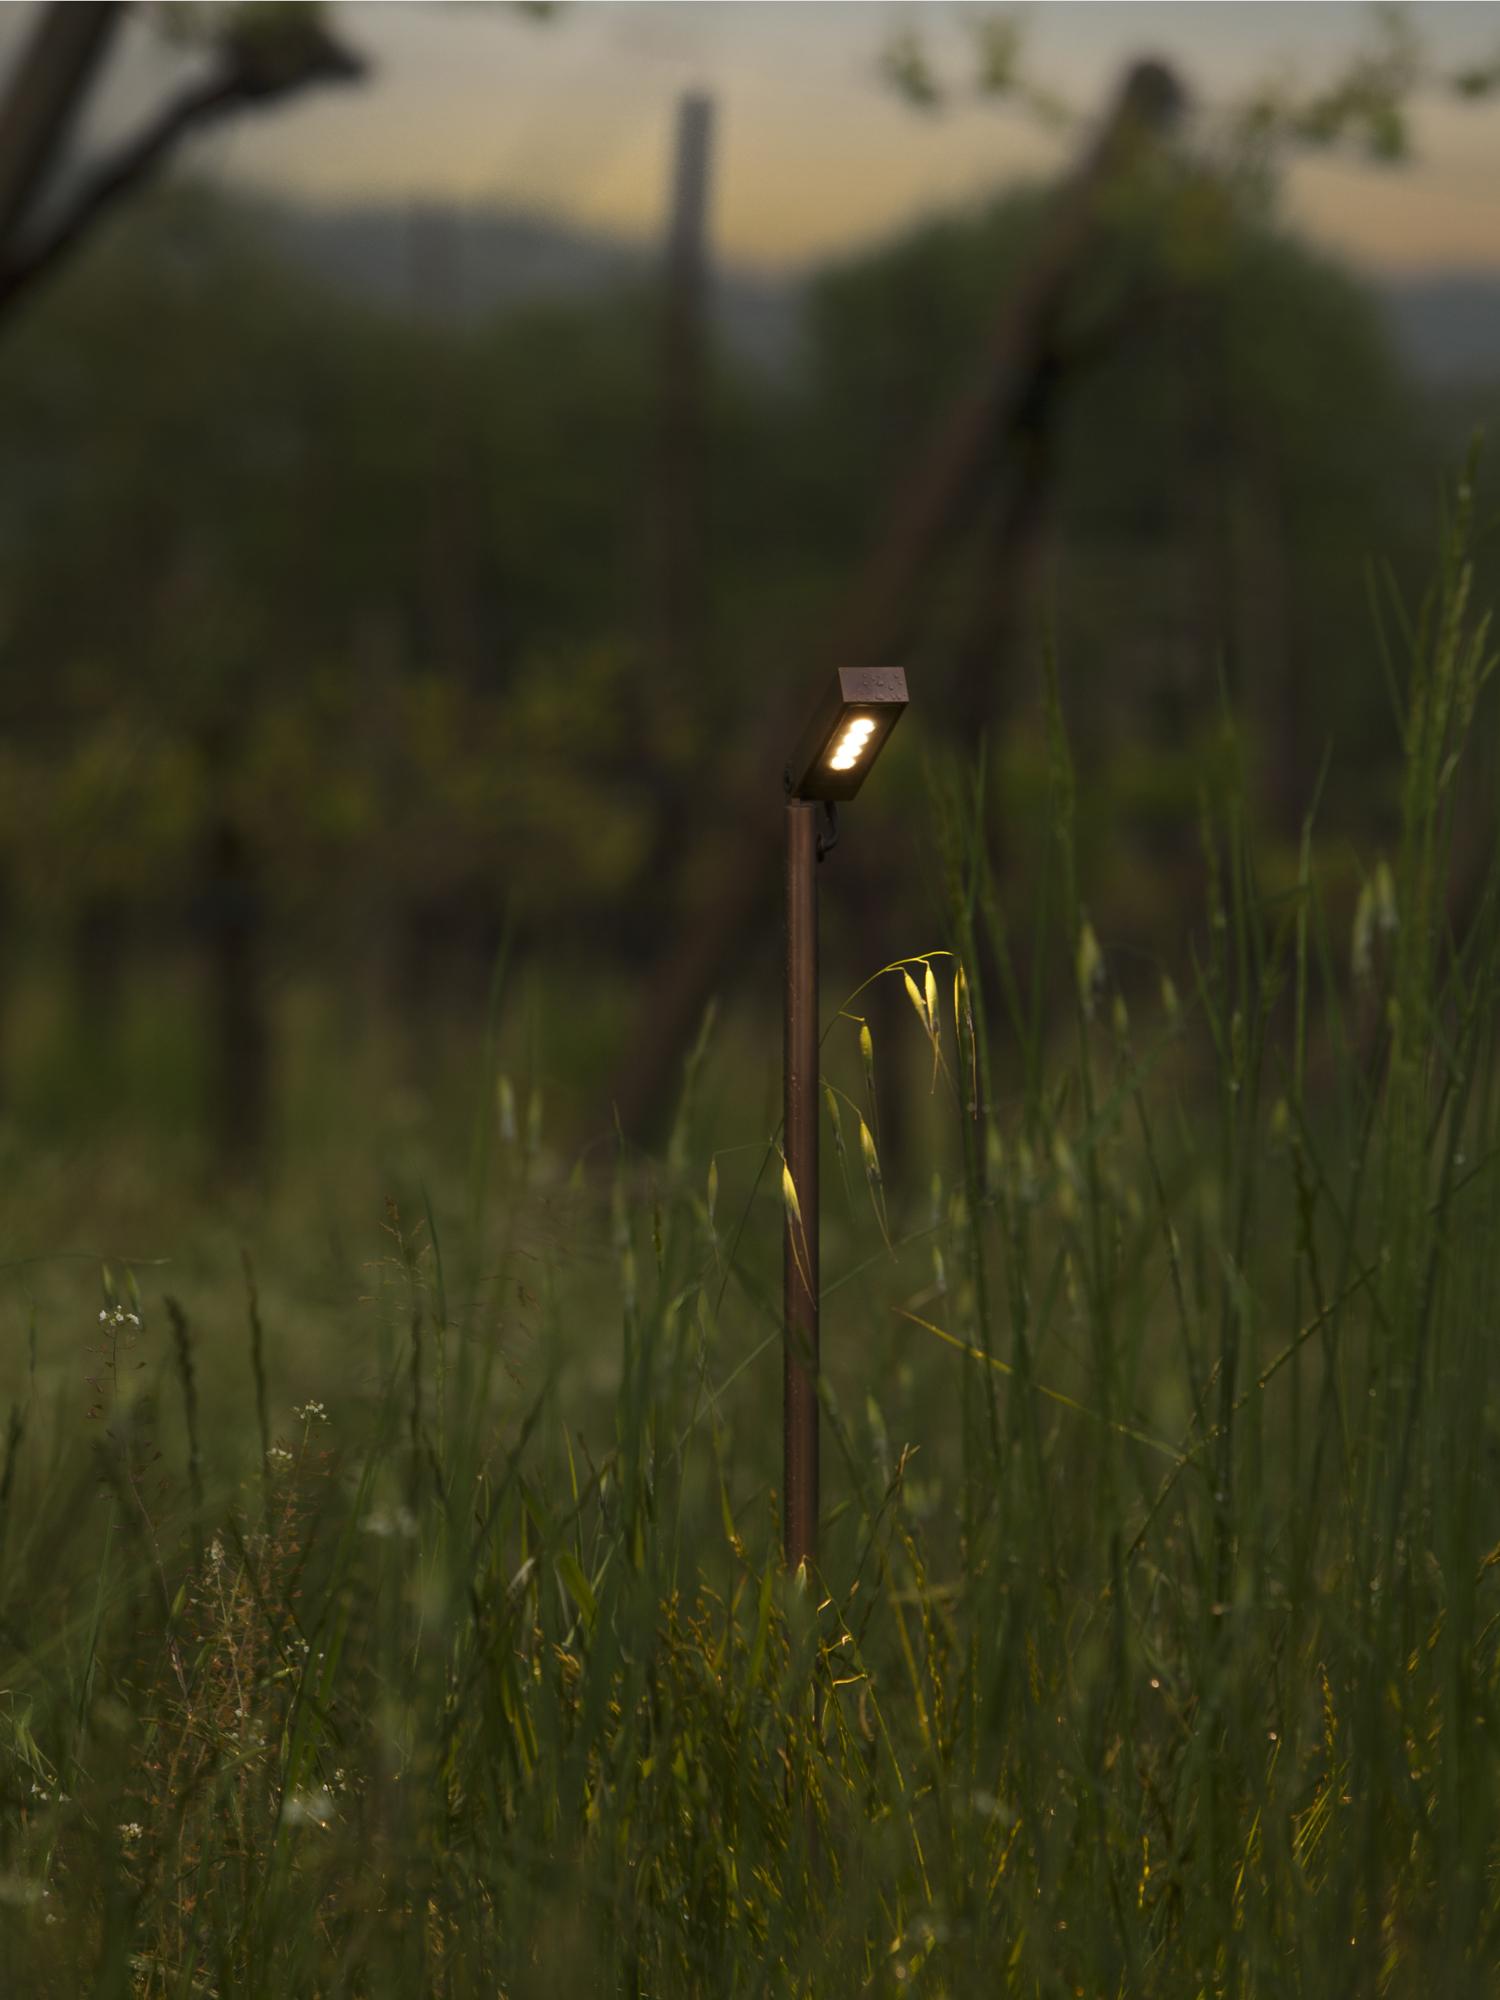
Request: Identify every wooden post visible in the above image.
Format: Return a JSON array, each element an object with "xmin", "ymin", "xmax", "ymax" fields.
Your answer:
[
  {"xmin": 202, "ymin": 816, "xmax": 267, "ymax": 1173},
  {"xmin": 70, "ymin": 891, "xmax": 125, "ymax": 1053},
  {"xmin": 657, "ymin": 90, "xmax": 715, "ymax": 689},
  {"xmin": 0, "ymin": 867, "xmax": 10, "ymax": 1113}
]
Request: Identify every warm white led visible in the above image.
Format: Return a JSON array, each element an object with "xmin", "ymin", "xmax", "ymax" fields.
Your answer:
[{"xmin": 825, "ymin": 711, "xmax": 882, "ymax": 772}]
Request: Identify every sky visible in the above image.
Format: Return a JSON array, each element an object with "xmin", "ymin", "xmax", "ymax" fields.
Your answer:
[{"xmin": 19, "ymin": 1, "xmax": 1500, "ymax": 276}]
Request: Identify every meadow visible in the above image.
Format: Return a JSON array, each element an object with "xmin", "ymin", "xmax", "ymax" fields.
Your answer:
[{"xmin": 2, "ymin": 475, "xmax": 1499, "ymax": 1997}]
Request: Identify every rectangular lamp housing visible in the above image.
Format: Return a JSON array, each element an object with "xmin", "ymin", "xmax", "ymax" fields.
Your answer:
[{"xmin": 784, "ymin": 666, "xmax": 909, "ymax": 802}]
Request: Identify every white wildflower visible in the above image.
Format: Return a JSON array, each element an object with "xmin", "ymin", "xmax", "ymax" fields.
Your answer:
[
  {"xmin": 0, "ymin": 1874, "xmax": 48, "ymax": 1907},
  {"xmin": 506, "ymin": 1555, "xmax": 537, "ymax": 1610},
  {"xmin": 1373, "ymin": 858, "xmax": 1398, "ymax": 936},
  {"xmin": 1352, "ymin": 879, "xmax": 1376, "ymax": 985},
  {"xmin": 1076, "ymin": 917, "xmax": 1104, "ymax": 1018},
  {"xmin": 362, "ymin": 1504, "xmax": 418, "ymax": 1540},
  {"xmin": 282, "ymin": 1787, "xmax": 335, "ymax": 1829}
]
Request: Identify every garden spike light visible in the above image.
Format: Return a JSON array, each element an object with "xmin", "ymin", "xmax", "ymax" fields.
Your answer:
[
  {"xmin": 784, "ymin": 667, "xmax": 909, "ymax": 804},
  {"xmin": 782, "ymin": 665, "xmax": 908, "ymax": 1578}
]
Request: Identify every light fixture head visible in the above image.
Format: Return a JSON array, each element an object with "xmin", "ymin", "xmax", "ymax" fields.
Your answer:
[{"xmin": 784, "ymin": 667, "xmax": 909, "ymax": 802}]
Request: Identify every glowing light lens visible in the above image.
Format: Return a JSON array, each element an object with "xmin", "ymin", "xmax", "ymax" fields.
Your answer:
[{"xmin": 826, "ymin": 714, "xmax": 879, "ymax": 770}]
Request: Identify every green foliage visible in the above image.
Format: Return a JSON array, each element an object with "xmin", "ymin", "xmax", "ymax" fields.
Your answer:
[
  {"xmin": 878, "ymin": 4, "xmax": 1500, "ymax": 166},
  {"xmin": 143, "ymin": 0, "xmax": 365, "ymax": 96},
  {"xmin": 1234, "ymin": 4, "xmax": 1423, "ymax": 164},
  {"xmin": 874, "ymin": 6, "xmax": 1074, "ymax": 130},
  {"xmin": 0, "ymin": 183, "xmax": 670, "ymax": 922},
  {"xmin": 877, "ymin": 28, "xmax": 943, "ymax": 115}
]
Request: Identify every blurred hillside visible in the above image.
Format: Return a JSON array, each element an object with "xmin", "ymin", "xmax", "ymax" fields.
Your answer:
[
  {"xmin": 1383, "ymin": 271, "xmax": 1500, "ymax": 386},
  {"xmin": 263, "ymin": 193, "xmax": 1500, "ymax": 394},
  {"xmin": 266, "ymin": 200, "xmax": 807, "ymax": 378}
]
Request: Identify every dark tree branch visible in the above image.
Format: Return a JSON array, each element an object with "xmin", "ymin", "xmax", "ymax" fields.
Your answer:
[
  {"xmin": 0, "ymin": 13, "xmax": 365, "ymax": 318},
  {"xmin": 0, "ymin": 2, "xmax": 123, "ymax": 250},
  {"xmin": 0, "ymin": 70, "xmax": 237, "ymax": 315},
  {"xmin": 826, "ymin": 58, "xmax": 1184, "ymax": 673}
]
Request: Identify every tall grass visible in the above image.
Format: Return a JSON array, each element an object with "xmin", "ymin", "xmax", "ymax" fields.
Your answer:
[{"xmin": 2, "ymin": 473, "xmax": 1499, "ymax": 1996}]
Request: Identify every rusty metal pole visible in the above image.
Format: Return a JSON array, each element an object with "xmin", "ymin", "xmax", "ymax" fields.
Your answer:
[{"xmin": 784, "ymin": 799, "xmax": 820, "ymax": 1573}]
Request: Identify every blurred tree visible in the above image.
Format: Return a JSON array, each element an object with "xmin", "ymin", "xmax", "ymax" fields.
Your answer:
[
  {"xmin": 877, "ymin": 2, "xmax": 1500, "ymax": 161},
  {"xmin": 0, "ymin": 183, "xmax": 667, "ymax": 952},
  {"xmin": 0, "ymin": 0, "xmax": 366, "ymax": 1149},
  {"xmin": 855, "ymin": 0, "xmax": 1494, "ymax": 820},
  {"xmin": 0, "ymin": 1, "xmax": 366, "ymax": 318},
  {"xmin": 797, "ymin": 169, "xmax": 1427, "ymax": 784}
]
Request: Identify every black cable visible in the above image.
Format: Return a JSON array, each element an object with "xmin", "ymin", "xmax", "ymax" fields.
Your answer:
[{"xmin": 816, "ymin": 801, "xmax": 839, "ymax": 862}]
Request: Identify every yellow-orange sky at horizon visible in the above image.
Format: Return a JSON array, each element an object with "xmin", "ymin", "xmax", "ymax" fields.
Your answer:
[{"xmin": 13, "ymin": 2, "xmax": 1500, "ymax": 276}]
